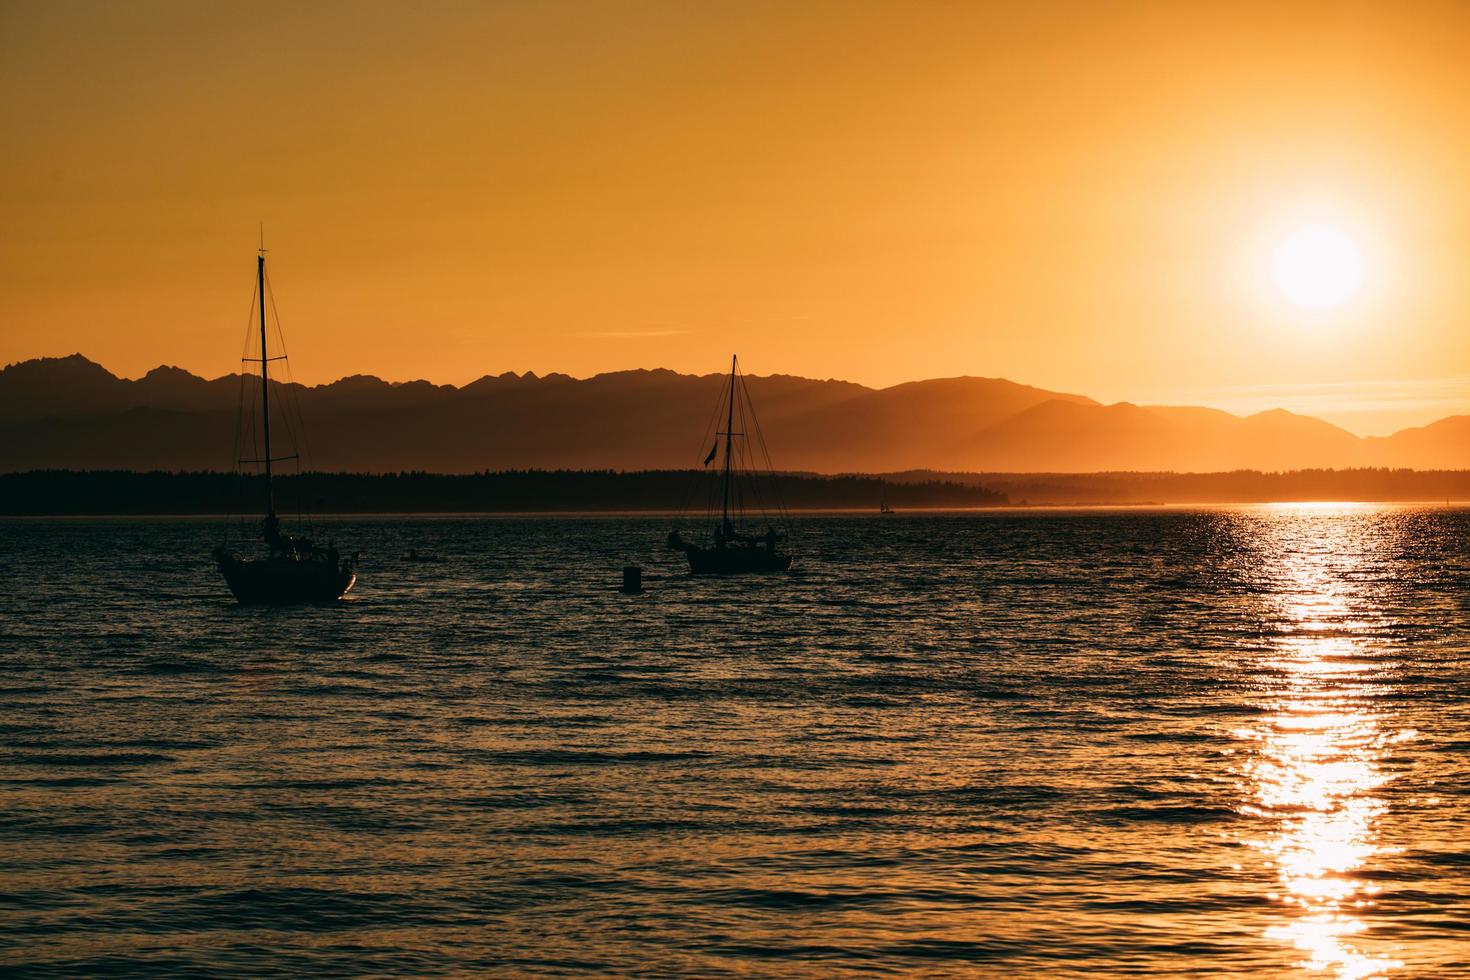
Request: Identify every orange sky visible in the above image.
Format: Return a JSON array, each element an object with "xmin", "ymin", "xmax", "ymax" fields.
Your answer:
[{"xmin": 4, "ymin": 1, "xmax": 1470, "ymax": 435}]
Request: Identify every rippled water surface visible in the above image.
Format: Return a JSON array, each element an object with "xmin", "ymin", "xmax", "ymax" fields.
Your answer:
[{"xmin": 3, "ymin": 508, "xmax": 1470, "ymax": 977}]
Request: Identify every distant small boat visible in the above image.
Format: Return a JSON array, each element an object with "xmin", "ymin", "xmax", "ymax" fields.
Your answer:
[
  {"xmin": 214, "ymin": 248, "xmax": 358, "ymax": 604},
  {"xmin": 667, "ymin": 355, "xmax": 793, "ymax": 575},
  {"xmin": 880, "ymin": 493, "xmax": 895, "ymax": 515}
]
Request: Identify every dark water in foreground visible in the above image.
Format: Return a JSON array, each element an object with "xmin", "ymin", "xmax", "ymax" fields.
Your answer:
[{"xmin": 2, "ymin": 508, "xmax": 1469, "ymax": 977}]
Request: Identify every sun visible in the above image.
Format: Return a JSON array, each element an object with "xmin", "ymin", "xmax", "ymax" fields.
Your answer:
[{"xmin": 1271, "ymin": 223, "xmax": 1366, "ymax": 312}]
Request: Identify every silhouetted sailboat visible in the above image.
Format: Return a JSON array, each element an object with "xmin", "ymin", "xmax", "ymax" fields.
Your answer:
[
  {"xmin": 667, "ymin": 355, "xmax": 793, "ymax": 574},
  {"xmin": 880, "ymin": 493, "xmax": 895, "ymax": 514},
  {"xmin": 213, "ymin": 249, "xmax": 357, "ymax": 604}
]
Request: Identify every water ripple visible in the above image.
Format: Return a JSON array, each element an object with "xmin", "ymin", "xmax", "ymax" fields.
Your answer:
[{"xmin": 1, "ymin": 507, "xmax": 1468, "ymax": 976}]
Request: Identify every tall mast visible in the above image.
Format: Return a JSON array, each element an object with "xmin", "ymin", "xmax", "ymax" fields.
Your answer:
[
  {"xmin": 720, "ymin": 354, "xmax": 737, "ymax": 531},
  {"xmin": 257, "ymin": 252, "xmax": 275, "ymax": 517}
]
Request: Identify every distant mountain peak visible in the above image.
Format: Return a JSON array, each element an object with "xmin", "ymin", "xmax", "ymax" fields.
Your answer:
[
  {"xmin": 324, "ymin": 374, "xmax": 392, "ymax": 392},
  {"xmin": 462, "ymin": 369, "xmax": 570, "ymax": 393},
  {"xmin": 2, "ymin": 352, "xmax": 1469, "ymax": 473},
  {"xmin": 138, "ymin": 364, "xmax": 207, "ymax": 389},
  {"xmin": 2, "ymin": 352, "xmax": 117, "ymax": 381}
]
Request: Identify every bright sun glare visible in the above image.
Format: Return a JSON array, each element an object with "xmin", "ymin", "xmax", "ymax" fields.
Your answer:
[{"xmin": 1271, "ymin": 223, "xmax": 1366, "ymax": 312}]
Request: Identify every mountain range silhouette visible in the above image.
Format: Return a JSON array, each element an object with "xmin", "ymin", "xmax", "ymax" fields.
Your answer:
[{"xmin": 3, "ymin": 354, "xmax": 1468, "ymax": 473}]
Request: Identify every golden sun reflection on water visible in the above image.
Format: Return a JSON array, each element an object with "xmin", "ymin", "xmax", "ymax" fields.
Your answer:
[{"xmin": 1239, "ymin": 518, "xmax": 1409, "ymax": 979}]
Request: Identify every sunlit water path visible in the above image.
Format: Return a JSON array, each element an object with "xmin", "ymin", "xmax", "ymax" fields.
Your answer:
[
  {"xmin": 1, "ymin": 508, "xmax": 1468, "ymax": 976},
  {"xmin": 1236, "ymin": 512, "xmax": 1415, "ymax": 978}
]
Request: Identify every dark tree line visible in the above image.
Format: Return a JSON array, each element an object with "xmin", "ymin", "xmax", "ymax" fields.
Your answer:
[
  {"xmin": 0, "ymin": 470, "xmax": 1009, "ymax": 515},
  {"xmin": 956, "ymin": 468, "xmax": 1470, "ymax": 505}
]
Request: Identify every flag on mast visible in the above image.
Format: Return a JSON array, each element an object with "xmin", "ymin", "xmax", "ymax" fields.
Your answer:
[{"xmin": 703, "ymin": 441, "xmax": 718, "ymax": 466}]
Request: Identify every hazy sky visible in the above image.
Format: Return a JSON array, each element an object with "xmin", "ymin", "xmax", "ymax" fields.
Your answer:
[{"xmin": 4, "ymin": 0, "xmax": 1470, "ymax": 434}]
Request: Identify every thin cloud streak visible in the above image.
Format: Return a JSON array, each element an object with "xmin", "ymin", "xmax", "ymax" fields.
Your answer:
[{"xmin": 574, "ymin": 329, "xmax": 697, "ymax": 340}]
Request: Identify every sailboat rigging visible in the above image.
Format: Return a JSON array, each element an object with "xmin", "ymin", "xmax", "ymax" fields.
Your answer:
[
  {"xmin": 213, "ymin": 248, "xmax": 357, "ymax": 604},
  {"xmin": 667, "ymin": 355, "xmax": 793, "ymax": 574}
]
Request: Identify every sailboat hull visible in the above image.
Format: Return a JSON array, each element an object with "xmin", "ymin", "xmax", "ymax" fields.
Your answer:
[
  {"xmin": 684, "ymin": 545, "xmax": 792, "ymax": 575},
  {"xmin": 217, "ymin": 554, "xmax": 356, "ymax": 605}
]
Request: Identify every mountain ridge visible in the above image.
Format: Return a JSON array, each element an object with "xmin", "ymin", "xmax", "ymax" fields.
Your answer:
[{"xmin": 2, "ymin": 354, "xmax": 1468, "ymax": 473}]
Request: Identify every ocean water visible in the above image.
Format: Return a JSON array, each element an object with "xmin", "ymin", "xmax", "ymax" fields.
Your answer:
[{"xmin": 2, "ymin": 507, "xmax": 1469, "ymax": 977}]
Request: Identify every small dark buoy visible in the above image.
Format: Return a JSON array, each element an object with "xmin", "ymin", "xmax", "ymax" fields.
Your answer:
[{"xmin": 621, "ymin": 565, "xmax": 643, "ymax": 593}]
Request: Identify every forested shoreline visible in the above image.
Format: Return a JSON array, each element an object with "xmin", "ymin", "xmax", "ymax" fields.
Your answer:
[
  {"xmin": 0, "ymin": 470, "xmax": 1007, "ymax": 515},
  {"xmin": 3, "ymin": 468, "xmax": 1468, "ymax": 515}
]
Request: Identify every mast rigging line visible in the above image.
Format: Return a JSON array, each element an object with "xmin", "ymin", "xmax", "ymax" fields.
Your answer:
[
  {"xmin": 225, "ymin": 251, "xmax": 321, "ymax": 542},
  {"xmin": 737, "ymin": 368, "xmax": 792, "ymax": 530},
  {"xmin": 680, "ymin": 356, "xmax": 791, "ymax": 542},
  {"xmin": 676, "ymin": 367, "xmax": 734, "ymax": 522},
  {"xmin": 720, "ymin": 355, "xmax": 738, "ymax": 530},
  {"xmin": 256, "ymin": 253, "xmax": 276, "ymax": 518},
  {"xmin": 225, "ymin": 271, "xmax": 259, "ymax": 541},
  {"xmin": 261, "ymin": 262, "xmax": 318, "ymax": 535}
]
